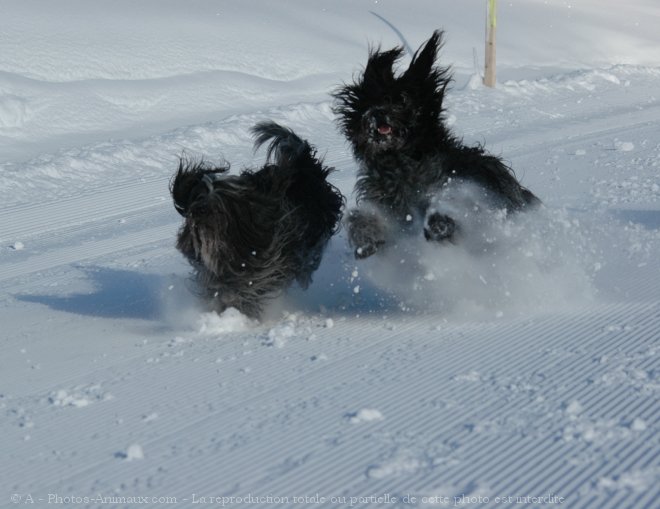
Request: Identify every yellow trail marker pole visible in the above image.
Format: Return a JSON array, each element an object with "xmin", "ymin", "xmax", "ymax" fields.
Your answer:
[{"xmin": 484, "ymin": 0, "xmax": 497, "ymax": 87}]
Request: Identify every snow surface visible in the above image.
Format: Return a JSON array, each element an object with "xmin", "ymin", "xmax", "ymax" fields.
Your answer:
[{"xmin": 1, "ymin": 1, "xmax": 659, "ymax": 508}]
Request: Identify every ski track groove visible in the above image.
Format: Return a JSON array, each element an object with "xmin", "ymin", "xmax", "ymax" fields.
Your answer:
[
  {"xmin": 192, "ymin": 306, "xmax": 656, "ymax": 504},
  {"xmin": 5, "ymin": 292, "xmax": 656, "ymax": 504},
  {"xmin": 548, "ymin": 419, "xmax": 654, "ymax": 498},
  {"xmin": 468, "ymin": 434, "xmax": 579, "ymax": 496},
  {"xmin": 357, "ymin": 308, "xmax": 656, "ymax": 505},
  {"xmin": 0, "ymin": 176, "xmax": 170, "ymax": 240},
  {"xmin": 7, "ymin": 316, "xmax": 524, "ymax": 494},
  {"xmin": 486, "ymin": 437, "xmax": 577, "ymax": 496},
  {"xmin": 499, "ymin": 402, "xmax": 659, "ymax": 507},
  {"xmin": 598, "ymin": 443, "xmax": 657, "ymax": 493},
  {"xmin": 1, "ymin": 201, "xmax": 171, "ymax": 255},
  {"xmin": 489, "ymin": 101, "xmax": 660, "ymax": 158},
  {"xmin": 11, "ymin": 318, "xmax": 660, "ymax": 500},
  {"xmin": 0, "ymin": 223, "xmax": 177, "ymax": 282},
  {"xmin": 270, "ymin": 306, "xmax": 648, "ymax": 476},
  {"xmin": 8, "ymin": 317, "xmax": 448, "ymax": 495}
]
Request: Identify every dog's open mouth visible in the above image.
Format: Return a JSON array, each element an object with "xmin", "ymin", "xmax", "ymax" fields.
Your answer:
[{"xmin": 377, "ymin": 124, "xmax": 393, "ymax": 136}]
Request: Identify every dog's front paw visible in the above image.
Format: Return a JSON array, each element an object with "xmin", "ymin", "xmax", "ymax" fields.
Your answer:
[
  {"xmin": 424, "ymin": 213, "xmax": 457, "ymax": 242},
  {"xmin": 346, "ymin": 207, "xmax": 388, "ymax": 259},
  {"xmin": 355, "ymin": 240, "xmax": 385, "ymax": 259}
]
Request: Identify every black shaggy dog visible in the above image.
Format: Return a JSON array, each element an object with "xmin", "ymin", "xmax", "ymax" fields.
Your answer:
[
  {"xmin": 171, "ymin": 122, "xmax": 344, "ymax": 318},
  {"xmin": 334, "ymin": 30, "xmax": 540, "ymax": 259}
]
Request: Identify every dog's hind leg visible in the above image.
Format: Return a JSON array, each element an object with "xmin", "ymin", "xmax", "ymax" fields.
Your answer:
[{"xmin": 345, "ymin": 207, "xmax": 389, "ymax": 259}]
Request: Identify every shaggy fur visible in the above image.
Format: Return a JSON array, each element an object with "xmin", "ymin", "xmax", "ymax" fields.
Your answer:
[
  {"xmin": 171, "ymin": 122, "xmax": 344, "ymax": 317},
  {"xmin": 333, "ymin": 30, "xmax": 540, "ymax": 258}
]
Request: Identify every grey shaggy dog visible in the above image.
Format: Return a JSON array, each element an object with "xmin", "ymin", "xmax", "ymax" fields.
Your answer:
[
  {"xmin": 171, "ymin": 122, "xmax": 344, "ymax": 318},
  {"xmin": 333, "ymin": 30, "xmax": 540, "ymax": 259}
]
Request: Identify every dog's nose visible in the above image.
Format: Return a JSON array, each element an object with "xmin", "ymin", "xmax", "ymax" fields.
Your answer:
[{"xmin": 368, "ymin": 108, "xmax": 388, "ymax": 126}]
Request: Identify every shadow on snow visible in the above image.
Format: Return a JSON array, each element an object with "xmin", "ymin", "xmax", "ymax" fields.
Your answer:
[{"xmin": 17, "ymin": 267, "xmax": 172, "ymax": 321}]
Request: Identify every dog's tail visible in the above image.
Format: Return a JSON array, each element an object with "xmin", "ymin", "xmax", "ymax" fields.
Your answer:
[
  {"xmin": 170, "ymin": 157, "xmax": 229, "ymax": 216},
  {"xmin": 251, "ymin": 120, "xmax": 344, "ymax": 246},
  {"xmin": 251, "ymin": 121, "xmax": 321, "ymax": 170}
]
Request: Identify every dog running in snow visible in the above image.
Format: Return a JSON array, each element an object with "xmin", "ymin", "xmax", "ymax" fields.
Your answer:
[
  {"xmin": 171, "ymin": 122, "xmax": 344, "ymax": 317},
  {"xmin": 333, "ymin": 30, "xmax": 540, "ymax": 259}
]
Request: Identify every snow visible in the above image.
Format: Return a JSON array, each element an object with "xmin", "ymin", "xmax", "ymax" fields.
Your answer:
[
  {"xmin": 347, "ymin": 409, "xmax": 385, "ymax": 425},
  {"xmin": 630, "ymin": 418, "xmax": 647, "ymax": 432},
  {"xmin": 565, "ymin": 400, "xmax": 584, "ymax": 417},
  {"xmin": 116, "ymin": 444, "xmax": 145, "ymax": 462},
  {"xmin": 615, "ymin": 140, "xmax": 636, "ymax": 152},
  {"xmin": 264, "ymin": 317, "xmax": 298, "ymax": 349},
  {"xmin": 1, "ymin": 1, "xmax": 659, "ymax": 508},
  {"xmin": 48, "ymin": 385, "xmax": 112, "ymax": 408},
  {"xmin": 197, "ymin": 308, "xmax": 256, "ymax": 335}
]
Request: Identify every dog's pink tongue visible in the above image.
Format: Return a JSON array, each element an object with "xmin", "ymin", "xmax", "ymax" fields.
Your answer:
[{"xmin": 378, "ymin": 125, "xmax": 392, "ymax": 135}]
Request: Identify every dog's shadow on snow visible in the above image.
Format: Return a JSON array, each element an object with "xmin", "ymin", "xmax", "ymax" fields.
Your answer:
[
  {"xmin": 16, "ymin": 252, "xmax": 402, "ymax": 324},
  {"xmin": 17, "ymin": 267, "xmax": 175, "ymax": 321},
  {"xmin": 273, "ymin": 235, "xmax": 406, "ymax": 317}
]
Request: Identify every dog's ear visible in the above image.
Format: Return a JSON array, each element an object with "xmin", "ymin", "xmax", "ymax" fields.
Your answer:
[
  {"xmin": 362, "ymin": 46, "xmax": 403, "ymax": 89},
  {"xmin": 402, "ymin": 30, "xmax": 452, "ymax": 114},
  {"xmin": 404, "ymin": 30, "xmax": 443, "ymax": 81}
]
